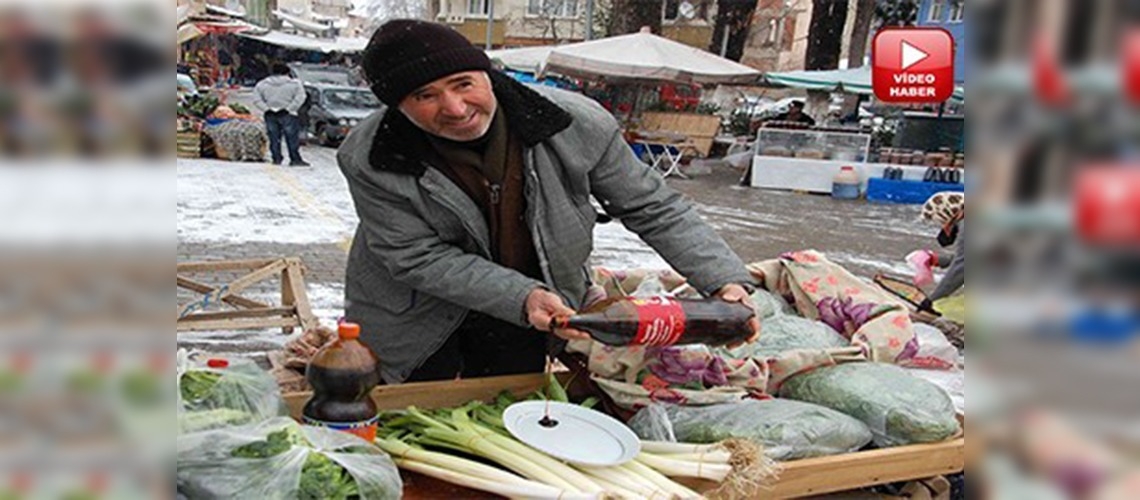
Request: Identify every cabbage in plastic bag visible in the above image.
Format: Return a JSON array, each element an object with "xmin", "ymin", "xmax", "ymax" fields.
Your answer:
[
  {"xmin": 627, "ymin": 400, "xmax": 873, "ymax": 461},
  {"xmin": 718, "ymin": 314, "xmax": 848, "ymax": 360},
  {"xmin": 778, "ymin": 363, "xmax": 960, "ymax": 447},
  {"xmin": 177, "ymin": 353, "xmax": 286, "ymax": 434},
  {"xmin": 751, "ymin": 289, "xmax": 794, "ymax": 319},
  {"xmin": 177, "ymin": 417, "xmax": 402, "ymax": 499}
]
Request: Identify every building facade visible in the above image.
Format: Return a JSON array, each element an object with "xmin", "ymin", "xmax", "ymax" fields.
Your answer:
[
  {"xmin": 740, "ymin": 0, "xmax": 863, "ymax": 73},
  {"xmin": 916, "ymin": 0, "xmax": 965, "ymax": 82},
  {"xmin": 437, "ymin": 0, "xmax": 715, "ymax": 49}
]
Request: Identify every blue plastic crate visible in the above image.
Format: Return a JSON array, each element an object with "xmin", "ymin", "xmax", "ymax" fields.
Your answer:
[{"xmin": 866, "ymin": 178, "xmax": 965, "ymax": 204}]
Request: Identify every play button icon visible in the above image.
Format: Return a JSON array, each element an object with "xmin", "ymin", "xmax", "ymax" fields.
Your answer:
[
  {"xmin": 901, "ymin": 41, "xmax": 929, "ymax": 70},
  {"xmin": 872, "ymin": 28, "xmax": 955, "ymax": 103}
]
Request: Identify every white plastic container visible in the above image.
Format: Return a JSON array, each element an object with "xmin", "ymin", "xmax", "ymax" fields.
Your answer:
[{"xmin": 831, "ymin": 166, "xmax": 861, "ymax": 199}]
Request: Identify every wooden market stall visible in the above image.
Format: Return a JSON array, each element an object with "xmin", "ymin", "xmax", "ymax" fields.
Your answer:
[{"xmin": 282, "ymin": 373, "xmax": 965, "ymax": 499}]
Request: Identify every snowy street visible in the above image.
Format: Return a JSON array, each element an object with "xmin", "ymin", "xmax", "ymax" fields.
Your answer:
[{"xmin": 177, "ymin": 143, "xmax": 933, "ymax": 356}]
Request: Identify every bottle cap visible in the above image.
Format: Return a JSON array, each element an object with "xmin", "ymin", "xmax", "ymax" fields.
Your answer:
[
  {"xmin": 206, "ymin": 358, "xmax": 229, "ymax": 369},
  {"xmin": 338, "ymin": 322, "xmax": 361, "ymax": 340}
]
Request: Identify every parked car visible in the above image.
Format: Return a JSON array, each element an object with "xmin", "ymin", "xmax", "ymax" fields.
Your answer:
[
  {"xmin": 300, "ymin": 84, "xmax": 383, "ymax": 146},
  {"xmin": 288, "ymin": 62, "xmax": 364, "ymax": 87}
]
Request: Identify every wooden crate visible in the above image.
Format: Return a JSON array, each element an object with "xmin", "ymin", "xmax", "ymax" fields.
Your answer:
[
  {"xmin": 177, "ymin": 257, "xmax": 319, "ymax": 334},
  {"xmin": 640, "ymin": 112, "xmax": 722, "ymax": 157},
  {"xmin": 177, "ymin": 131, "xmax": 201, "ymax": 158},
  {"xmin": 282, "ymin": 373, "xmax": 965, "ymax": 499}
]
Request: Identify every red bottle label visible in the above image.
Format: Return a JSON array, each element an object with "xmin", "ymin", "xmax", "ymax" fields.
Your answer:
[
  {"xmin": 302, "ymin": 414, "xmax": 379, "ymax": 442},
  {"xmin": 631, "ymin": 297, "xmax": 686, "ymax": 346}
]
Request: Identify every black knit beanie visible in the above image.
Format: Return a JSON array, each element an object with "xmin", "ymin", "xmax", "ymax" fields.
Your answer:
[{"xmin": 362, "ymin": 20, "xmax": 493, "ymax": 106}]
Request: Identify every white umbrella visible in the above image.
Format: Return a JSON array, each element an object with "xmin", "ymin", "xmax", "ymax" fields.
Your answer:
[
  {"xmin": 542, "ymin": 30, "xmax": 760, "ymax": 85},
  {"xmin": 486, "ymin": 46, "xmax": 555, "ymax": 74}
]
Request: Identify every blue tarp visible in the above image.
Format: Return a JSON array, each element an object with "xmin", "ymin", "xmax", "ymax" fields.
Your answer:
[{"xmin": 504, "ymin": 70, "xmax": 577, "ymax": 90}]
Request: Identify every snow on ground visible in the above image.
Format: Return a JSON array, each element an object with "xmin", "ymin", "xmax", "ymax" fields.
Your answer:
[
  {"xmin": 177, "ymin": 155, "xmax": 356, "ymax": 245},
  {"xmin": 178, "ymin": 144, "xmax": 934, "ymax": 358},
  {"xmin": 178, "ymin": 151, "xmax": 672, "ymax": 270}
]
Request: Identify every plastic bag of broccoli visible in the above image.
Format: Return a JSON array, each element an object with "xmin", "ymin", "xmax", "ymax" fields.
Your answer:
[
  {"xmin": 779, "ymin": 362, "xmax": 961, "ymax": 447},
  {"xmin": 177, "ymin": 351, "xmax": 286, "ymax": 434},
  {"xmin": 627, "ymin": 400, "xmax": 873, "ymax": 461},
  {"xmin": 177, "ymin": 417, "xmax": 402, "ymax": 499}
]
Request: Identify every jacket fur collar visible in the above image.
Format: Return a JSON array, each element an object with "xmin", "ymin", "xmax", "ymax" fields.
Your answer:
[{"xmin": 367, "ymin": 71, "xmax": 574, "ymax": 176}]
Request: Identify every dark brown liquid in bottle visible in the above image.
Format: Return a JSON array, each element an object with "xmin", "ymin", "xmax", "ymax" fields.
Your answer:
[
  {"xmin": 302, "ymin": 322, "xmax": 381, "ymax": 441},
  {"xmin": 554, "ymin": 297, "xmax": 754, "ymax": 347}
]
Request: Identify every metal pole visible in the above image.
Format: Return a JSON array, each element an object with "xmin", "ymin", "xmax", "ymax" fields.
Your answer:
[
  {"xmin": 719, "ymin": 26, "xmax": 730, "ymax": 57},
  {"xmin": 485, "ymin": 0, "xmax": 495, "ymax": 49},
  {"xmin": 585, "ymin": 0, "xmax": 595, "ymax": 40}
]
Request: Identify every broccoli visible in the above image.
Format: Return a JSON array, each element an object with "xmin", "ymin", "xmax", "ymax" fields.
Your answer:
[{"xmin": 230, "ymin": 428, "xmax": 362, "ymax": 499}]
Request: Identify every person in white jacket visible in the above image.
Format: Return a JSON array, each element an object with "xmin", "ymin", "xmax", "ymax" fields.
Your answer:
[{"xmin": 254, "ymin": 63, "xmax": 309, "ymax": 166}]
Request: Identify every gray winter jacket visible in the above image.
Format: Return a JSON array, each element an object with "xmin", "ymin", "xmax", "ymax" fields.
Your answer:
[
  {"xmin": 253, "ymin": 75, "xmax": 306, "ymax": 115},
  {"xmin": 337, "ymin": 72, "xmax": 752, "ymax": 383}
]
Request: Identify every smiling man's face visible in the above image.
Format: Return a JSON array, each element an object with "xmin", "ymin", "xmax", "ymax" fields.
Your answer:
[{"xmin": 398, "ymin": 70, "xmax": 497, "ymax": 142}]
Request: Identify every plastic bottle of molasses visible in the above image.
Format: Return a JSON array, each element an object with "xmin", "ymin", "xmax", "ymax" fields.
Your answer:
[{"xmin": 302, "ymin": 322, "xmax": 381, "ymax": 441}]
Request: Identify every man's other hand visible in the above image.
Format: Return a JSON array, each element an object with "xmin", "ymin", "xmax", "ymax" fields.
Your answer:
[
  {"xmin": 525, "ymin": 288, "xmax": 592, "ymax": 341},
  {"xmin": 714, "ymin": 283, "xmax": 761, "ymax": 347}
]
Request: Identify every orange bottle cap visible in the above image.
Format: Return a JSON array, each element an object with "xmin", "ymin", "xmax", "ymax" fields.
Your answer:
[{"xmin": 338, "ymin": 322, "xmax": 361, "ymax": 340}]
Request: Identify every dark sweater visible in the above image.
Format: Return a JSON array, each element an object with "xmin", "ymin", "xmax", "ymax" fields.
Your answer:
[{"xmin": 428, "ymin": 107, "xmax": 542, "ymax": 281}]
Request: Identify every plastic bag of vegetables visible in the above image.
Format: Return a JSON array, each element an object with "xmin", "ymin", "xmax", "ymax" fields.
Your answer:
[
  {"xmin": 627, "ymin": 399, "xmax": 873, "ymax": 461},
  {"xmin": 750, "ymin": 289, "xmax": 795, "ymax": 319},
  {"xmin": 718, "ymin": 314, "xmax": 849, "ymax": 360},
  {"xmin": 177, "ymin": 352, "xmax": 286, "ymax": 433},
  {"xmin": 778, "ymin": 362, "xmax": 961, "ymax": 447},
  {"xmin": 177, "ymin": 417, "xmax": 403, "ymax": 499}
]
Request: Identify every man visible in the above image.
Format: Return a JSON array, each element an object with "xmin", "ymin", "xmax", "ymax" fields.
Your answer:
[
  {"xmin": 254, "ymin": 63, "xmax": 309, "ymax": 166},
  {"xmin": 339, "ymin": 20, "xmax": 759, "ymax": 384},
  {"xmin": 771, "ymin": 100, "xmax": 816, "ymax": 126}
]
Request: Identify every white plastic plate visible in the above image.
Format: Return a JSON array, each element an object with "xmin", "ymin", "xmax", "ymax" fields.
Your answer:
[{"xmin": 502, "ymin": 401, "xmax": 641, "ymax": 467}]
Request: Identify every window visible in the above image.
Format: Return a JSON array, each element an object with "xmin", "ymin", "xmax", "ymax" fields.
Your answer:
[
  {"xmin": 764, "ymin": 19, "xmax": 780, "ymax": 46},
  {"xmin": 468, "ymin": 0, "xmax": 488, "ymax": 16},
  {"xmin": 927, "ymin": 0, "xmax": 945, "ymax": 22},
  {"xmin": 948, "ymin": 0, "xmax": 963, "ymax": 22},
  {"xmin": 662, "ymin": 0, "xmax": 707, "ymax": 22},
  {"xmin": 527, "ymin": 0, "xmax": 577, "ymax": 17}
]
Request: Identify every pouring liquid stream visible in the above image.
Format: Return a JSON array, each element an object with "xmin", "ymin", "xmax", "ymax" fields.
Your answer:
[{"xmin": 539, "ymin": 355, "xmax": 557, "ymax": 428}]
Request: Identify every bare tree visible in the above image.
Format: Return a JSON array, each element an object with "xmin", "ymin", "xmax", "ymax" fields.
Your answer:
[
  {"xmin": 360, "ymin": 0, "xmax": 429, "ymax": 31},
  {"xmin": 608, "ymin": 0, "xmax": 661, "ymax": 35},
  {"xmin": 517, "ymin": 0, "xmax": 584, "ymax": 43},
  {"xmin": 804, "ymin": 0, "xmax": 848, "ymax": 70},
  {"xmin": 709, "ymin": 0, "xmax": 758, "ymax": 61}
]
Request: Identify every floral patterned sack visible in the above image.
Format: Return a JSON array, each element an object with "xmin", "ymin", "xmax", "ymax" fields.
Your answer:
[{"xmin": 747, "ymin": 251, "xmax": 943, "ymax": 369}]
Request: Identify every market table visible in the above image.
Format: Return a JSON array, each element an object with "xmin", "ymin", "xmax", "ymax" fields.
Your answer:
[{"xmin": 283, "ymin": 373, "xmax": 964, "ymax": 499}]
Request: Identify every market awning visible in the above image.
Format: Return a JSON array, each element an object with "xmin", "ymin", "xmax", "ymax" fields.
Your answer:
[
  {"xmin": 178, "ymin": 20, "xmax": 254, "ymax": 44},
  {"xmin": 237, "ymin": 30, "xmax": 368, "ymax": 53},
  {"xmin": 206, "ymin": 3, "xmax": 246, "ymax": 18},
  {"xmin": 542, "ymin": 30, "xmax": 761, "ymax": 85},
  {"xmin": 273, "ymin": 10, "xmax": 331, "ymax": 35},
  {"xmin": 486, "ymin": 46, "xmax": 555, "ymax": 74},
  {"xmin": 763, "ymin": 67, "xmax": 965, "ymax": 103}
]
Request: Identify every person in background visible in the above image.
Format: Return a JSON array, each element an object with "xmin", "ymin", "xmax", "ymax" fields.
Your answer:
[
  {"xmin": 338, "ymin": 20, "xmax": 760, "ymax": 384},
  {"xmin": 908, "ymin": 191, "xmax": 964, "ymax": 314},
  {"xmin": 771, "ymin": 100, "xmax": 816, "ymax": 126},
  {"xmin": 254, "ymin": 63, "xmax": 309, "ymax": 166}
]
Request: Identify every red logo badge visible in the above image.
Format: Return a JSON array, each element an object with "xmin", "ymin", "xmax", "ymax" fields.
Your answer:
[
  {"xmin": 872, "ymin": 28, "xmax": 956, "ymax": 103},
  {"xmin": 1075, "ymin": 167, "xmax": 1140, "ymax": 246},
  {"xmin": 1123, "ymin": 30, "xmax": 1140, "ymax": 104}
]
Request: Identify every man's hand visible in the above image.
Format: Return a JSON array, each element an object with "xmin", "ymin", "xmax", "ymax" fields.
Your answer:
[
  {"xmin": 714, "ymin": 283, "xmax": 761, "ymax": 347},
  {"xmin": 525, "ymin": 288, "xmax": 591, "ymax": 341}
]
